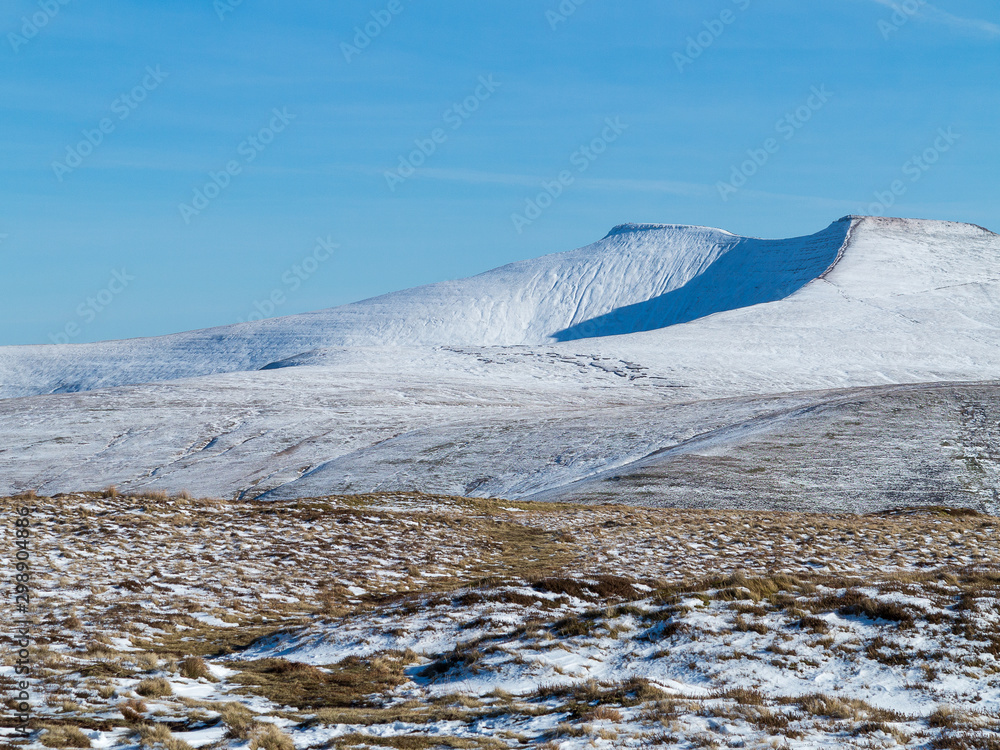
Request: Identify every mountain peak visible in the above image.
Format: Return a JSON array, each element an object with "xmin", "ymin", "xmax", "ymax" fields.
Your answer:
[
  {"xmin": 3, "ymin": 216, "xmax": 998, "ymax": 399},
  {"xmin": 603, "ymin": 222, "xmax": 737, "ymax": 239}
]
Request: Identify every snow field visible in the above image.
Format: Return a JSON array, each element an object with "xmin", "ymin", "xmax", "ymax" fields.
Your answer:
[
  {"xmin": 2, "ymin": 218, "xmax": 1000, "ymax": 506},
  {"xmin": 7, "ymin": 491, "xmax": 1000, "ymax": 749}
]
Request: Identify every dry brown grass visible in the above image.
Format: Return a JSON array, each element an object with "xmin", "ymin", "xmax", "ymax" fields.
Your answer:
[
  {"xmin": 178, "ymin": 656, "xmax": 212, "ymax": 680},
  {"xmin": 734, "ymin": 614, "xmax": 770, "ymax": 634},
  {"xmin": 248, "ymin": 723, "xmax": 295, "ymax": 750},
  {"xmin": 131, "ymin": 489, "xmax": 170, "ymax": 501},
  {"xmin": 7, "ymin": 491, "xmax": 1000, "ymax": 749},
  {"xmin": 928, "ymin": 706, "xmax": 974, "ymax": 730},
  {"xmin": 39, "ymin": 725, "xmax": 92, "ymax": 748},
  {"xmin": 218, "ymin": 701, "xmax": 257, "ymax": 740},
  {"xmin": 814, "ymin": 589, "xmax": 916, "ymax": 625},
  {"xmin": 231, "ymin": 655, "xmax": 409, "ymax": 710},
  {"xmin": 133, "ymin": 619, "xmax": 293, "ymax": 660},
  {"xmin": 329, "ymin": 734, "xmax": 505, "ymax": 749},
  {"xmin": 119, "ymin": 697, "xmax": 148, "ymax": 723},
  {"xmin": 932, "ymin": 734, "xmax": 1000, "ymax": 750},
  {"xmin": 719, "ymin": 687, "xmax": 766, "ymax": 706},
  {"xmin": 797, "ymin": 615, "xmax": 830, "ymax": 634},
  {"xmin": 135, "ymin": 677, "xmax": 172, "ymax": 698},
  {"xmin": 133, "ymin": 653, "xmax": 160, "ymax": 671},
  {"xmin": 779, "ymin": 693, "xmax": 906, "ymax": 723},
  {"xmin": 136, "ymin": 724, "xmax": 193, "ymax": 750},
  {"xmin": 580, "ymin": 705, "xmax": 623, "ymax": 722}
]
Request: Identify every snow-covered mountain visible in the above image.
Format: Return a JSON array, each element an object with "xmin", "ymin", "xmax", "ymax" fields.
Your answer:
[
  {"xmin": 3, "ymin": 215, "xmax": 1000, "ymax": 510},
  {"xmin": 0, "ymin": 219, "xmax": 851, "ymax": 398}
]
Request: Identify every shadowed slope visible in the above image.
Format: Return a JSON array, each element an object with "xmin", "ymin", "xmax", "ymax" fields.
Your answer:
[{"xmin": 553, "ymin": 219, "xmax": 850, "ymax": 341}]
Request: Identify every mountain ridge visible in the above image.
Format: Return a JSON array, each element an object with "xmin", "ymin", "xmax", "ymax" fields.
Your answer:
[
  {"xmin": 0, "ymin": 217, "xmax": 860, "ymax": 398},
  {"xmin": 4, "ymin": 216, "xmax": 1000, "ymax": 504}
]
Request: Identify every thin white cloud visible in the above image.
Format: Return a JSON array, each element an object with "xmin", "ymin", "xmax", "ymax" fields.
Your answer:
[
  {"xmin": 417, "ymin": 168, "xmax": 543, "ymax": 189},
  {"xmin": 416, "ymin": 169, "xmax": 710, "ymax": 198},
  {"xmin": 576, "ymin": 176, "xmax": 711, "ymax": 197},
  {"xmin": 413, "ymin": 167, "xmax": 860, "ymax": 211},
  {"xmin": 869, "ymin": 0, "xmax": 1000, "ymax": 38},
  {"xmin": 925, "ymin": 4, "xmax": 1000, "ymax": 36}
]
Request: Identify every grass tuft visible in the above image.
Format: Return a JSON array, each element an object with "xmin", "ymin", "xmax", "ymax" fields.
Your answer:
[
  {"xmin": 231, "ymin": 655, "xmax": 408, "ymax": 709},
  {"xmin": 219, "ymin": 702, "xmax": 257, "ymax": 740},
  {"xmin": 135, "ymin": 677, "xmax": 173, "ymax": 698},
  {"xmin": 248, "ymin": 724, "xmax": 295, "ymax": 750},
  {"xmin": 39, "ymin": 726, "xmax": 91, "ymax": 749},
  {"xmin": 179, "ymin": 656, "xmax": 212, "ymax": 681},
  {"xmin": 137, "ymin": 724, "xmax": 193, "ymax": 750}
]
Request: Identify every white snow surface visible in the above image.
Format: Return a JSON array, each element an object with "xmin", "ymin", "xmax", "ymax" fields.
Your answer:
[
  {"xmin": 0, "ymin": 219, "xmax": 850, "ymax": 397},
  {"xmin": 2, "ymin": 216, "xmax": 1000, "ymax": 502}
]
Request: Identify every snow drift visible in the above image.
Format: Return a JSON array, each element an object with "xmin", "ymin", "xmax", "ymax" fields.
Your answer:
[{"xmin": 553, "ymin": 221, "xmax": 847, "ymax": 340}]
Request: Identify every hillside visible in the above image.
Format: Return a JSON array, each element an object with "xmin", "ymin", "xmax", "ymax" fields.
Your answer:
[
  {"xmin": 1, "ymin": 216, "xmax": 999, "ymax": 509},
  {"xmin": 0, "ymin": 220, "xmax": 851, "ymax": 398},
  {"xmin": 9, "ymin": 490, "xmax": 1000, "ymax": 750}
]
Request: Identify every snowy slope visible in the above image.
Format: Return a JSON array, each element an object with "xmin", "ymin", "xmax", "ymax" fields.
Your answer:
[
  {"xmin": 0, "ymin": 220, "xmax": 850, "ymax": 398},
  {"xmin": 2, "ymin": 215, "xmax": 1000, "ymax": 508},
  {"xmin": 589, "ymin": 216, "xmax": 1000, "ymax": 390}
]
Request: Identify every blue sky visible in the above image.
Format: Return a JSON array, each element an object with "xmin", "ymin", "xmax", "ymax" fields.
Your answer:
[{"xmin": 2, "ymin": 0, "xmax": 997, "ymax": 345}]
